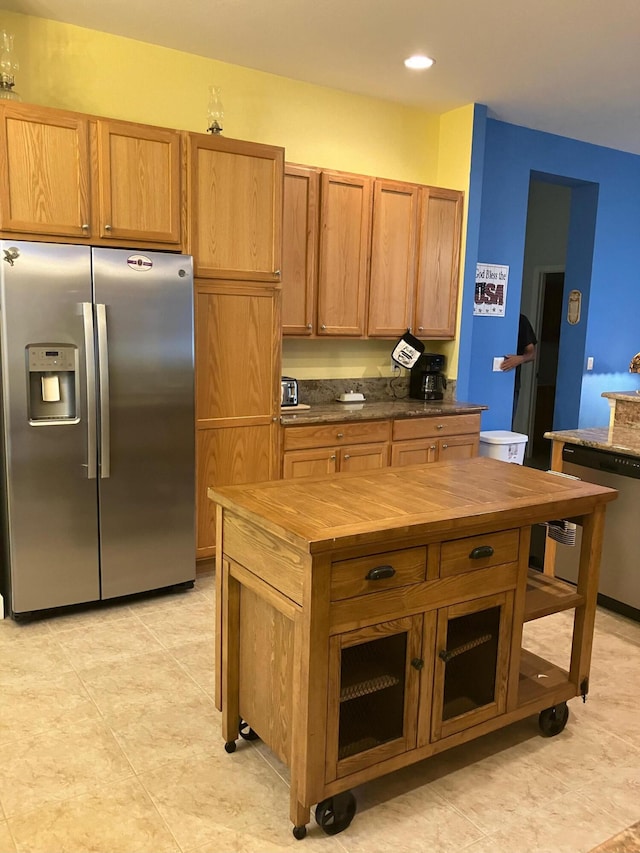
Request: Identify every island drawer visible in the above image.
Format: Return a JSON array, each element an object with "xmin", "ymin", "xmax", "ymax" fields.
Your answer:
[
  {"xmin": 330, "ymin": 546, "xmax": 427, "ymax": 601},
  {"xmin": 440, "ymin": 529, "xmax": 520, "ymax": 578},
  {"xmin": 392, "ymin": 414, "xmax": 480, "ymax": 442},
  {"xmin": 283, "ymin": 420, "xmax": 391, "ymax": 451}
]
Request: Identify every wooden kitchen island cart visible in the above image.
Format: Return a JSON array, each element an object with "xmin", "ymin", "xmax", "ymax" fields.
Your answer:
[{"xmin": 209, "ymin": 457, "xmax": 616, "ymax": 839}]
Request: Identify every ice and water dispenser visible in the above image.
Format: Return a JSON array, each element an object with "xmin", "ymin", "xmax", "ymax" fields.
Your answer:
[{"xmin": 27, "ymin": 344, "xmax": 79, "ymax": 424}]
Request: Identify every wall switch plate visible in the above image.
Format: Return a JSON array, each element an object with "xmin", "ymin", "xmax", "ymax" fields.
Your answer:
[
  {"xmin": 493, "ymin": 357, "xmax": 504, "ymax": 372},
  {"xmin": 390, "ymin": 358, "xmax": 401, "ymax": 374},
  {"xmin": 587, "ymin": 356, "xmax": 594, "ymax": 371}
]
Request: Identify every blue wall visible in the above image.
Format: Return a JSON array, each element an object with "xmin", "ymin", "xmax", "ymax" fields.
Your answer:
[{"xmin": 457, "ymin": 115, "xmax": 640, "ymax": 430}]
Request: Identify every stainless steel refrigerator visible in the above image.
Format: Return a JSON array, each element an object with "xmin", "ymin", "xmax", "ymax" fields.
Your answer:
[{"xmin": 0, "ymin": 241, "xmax": 195, "ymax": 618}]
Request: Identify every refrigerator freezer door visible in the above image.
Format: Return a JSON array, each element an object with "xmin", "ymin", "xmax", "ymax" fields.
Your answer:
[
  {"xmin": 92, "ymin": 249, "xmax": 195, "ymax": 598},
  {"xmin": 0, "ymin": 241, "xmax": 100, "ymax": 614}
]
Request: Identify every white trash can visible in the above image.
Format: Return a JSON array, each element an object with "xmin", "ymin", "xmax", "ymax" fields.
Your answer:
[{"xmin": 479, "ymin": 430, "xmax": 528, "ymax": 465}]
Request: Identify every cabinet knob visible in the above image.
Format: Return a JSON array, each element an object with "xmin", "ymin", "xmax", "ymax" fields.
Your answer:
[
  {"xmin": 272, "ymin": 416, "xmax": 278, "ymax": 422},
  {"xmin": 418, "ymin": 326, "xmax": 424, "ymax": 331},
  {"xmin": 343, "ymin": 453, "xmax": 350, "ymax": 460},
  {"xmin": 469, "ymin": 545, "xmax": 494, "ymax": 560},
  {"xmin": 81, "ymin": 224, "xmax": 89, "ymax": 231},
  {"xmin": 274, "ymin": 269, "xmax": 281, "ymax": 276},
  {"xmin": 366, "ymin": 565, "xmax": 395, "ymax": 581},
  {"xmin": 437, "ymin": 424, "xmax": 444, "ymax": 430},
  {"xmin": 442, "ymin": 443, "xmax": 448, "ymax": 449},
  {"xmin": 430, "ymin": 444, "xmax": 436, "ymax": 450},
  {"xmin": 105, "ymin": 224, "xmax": 112, "ymax": 231},
  {"xmin": 336, "ymin": 432, "xmax": 344, "ymax": 439},
  {"xmin": 411, "ymin": 658, "xmax": 424, "ymax": 671},
  {"xmin": 330, "ymin": 455, "xmax": 336, "ymax": 461},
  {"xmin": 306, "ymin": 323, "xmax": 312, "ymax": 329},
  {"xmin": 321, "ymin": 324, "xmax": 327, "ymax": 330}
]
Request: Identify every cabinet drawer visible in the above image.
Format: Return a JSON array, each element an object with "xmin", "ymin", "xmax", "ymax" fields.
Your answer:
[
  {"xmin": 392, "ymin": 414, "xmax": 480, "ymax": 442},
  {"xmin": 283, "ymin": 419, "xmax": 391, "ymax": 451},
  {"xmin": 440, "ymin": 530, "xmax": 519, "ymax": 578},
  {"xmin": 331, "ymin": 546, "xmax": 426, "ymax": 601}
]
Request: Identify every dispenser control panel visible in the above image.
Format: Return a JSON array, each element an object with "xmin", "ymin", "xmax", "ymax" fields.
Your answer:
[{"xmin": 28, "ymin": 346, "xmax": 76, "ymax": 372}]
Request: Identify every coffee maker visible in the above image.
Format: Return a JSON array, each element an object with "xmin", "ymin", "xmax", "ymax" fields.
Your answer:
[{"xmin": 409, "ymin": 353, "xmax": 447, "ymax": 401}]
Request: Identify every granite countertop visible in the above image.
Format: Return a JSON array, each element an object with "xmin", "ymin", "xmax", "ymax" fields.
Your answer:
[
  {"xmin": 280, "ymin": 399, "xmax": 487, "ymax": 425},
  {"xmin": 544, "ymin": 426, "xmax": 640, "ymax": 458},
  {"xmin": 601, "ymin": 390, "xmax": 640, "ymax": 402}
]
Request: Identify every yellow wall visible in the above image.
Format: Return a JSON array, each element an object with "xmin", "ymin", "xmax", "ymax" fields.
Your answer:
[{"xmin": 2, "ymin": 10, "xmax": 474, "ymax": 381}]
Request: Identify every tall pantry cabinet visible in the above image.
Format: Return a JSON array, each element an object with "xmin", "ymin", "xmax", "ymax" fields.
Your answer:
[{"xmin": 188, "ymin": 133, "xmax": 284, "ymax": 559}]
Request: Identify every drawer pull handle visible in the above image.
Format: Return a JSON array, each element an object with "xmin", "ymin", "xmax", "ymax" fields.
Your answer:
[
  {"xmin": 365, "ymin": 565, "xmax": 395, "ymax": 581},
  {"xmin": 439, "ymin": 633, "xmax": 493, "ymax": 664},
  {"xmin": 337, "ymin": 432, "xmax": 344, "ymax": 439},
  {"xmin": 469, "ymin": 545, "xmax": 494, "ymax": 560},
  {"xmin": 437, "ymin": 423, "xmax": 444, "ymax": 430}
]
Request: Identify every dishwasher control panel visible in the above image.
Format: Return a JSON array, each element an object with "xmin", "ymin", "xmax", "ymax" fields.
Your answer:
[{"xmin": 562, "ymin": 445, "xmax": 640, "ymax": 480}]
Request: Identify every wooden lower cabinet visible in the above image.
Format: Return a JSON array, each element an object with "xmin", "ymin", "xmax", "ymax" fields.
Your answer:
[
  {"xmin": 283, "ymin": 413, "xmax": 480, "ymax": 477},
  {"xmin": 213, "ymin": 460, "xmax": 614, "ymax": 838},
  {"xmin": 195, "ymin": 282, "xmax": 281, "ymax": 558}
]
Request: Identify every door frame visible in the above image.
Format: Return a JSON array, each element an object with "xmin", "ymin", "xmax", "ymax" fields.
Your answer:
[{"xmin": 520, "ymin": 264, "xmax": 565, "ymax": 454}]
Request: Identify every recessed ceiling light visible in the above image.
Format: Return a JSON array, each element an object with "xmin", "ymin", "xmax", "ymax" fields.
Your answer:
[{"xmin": 404, "ymin": 55, "xmax": 435, "ymax": 70}]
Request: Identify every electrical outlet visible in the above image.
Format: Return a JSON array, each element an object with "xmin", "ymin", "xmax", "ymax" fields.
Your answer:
[
  {"xmin": 587, "ymin": 356, "xmax": 594, "ymax": 371},
  {"xmin": 390, "ymin": 358, "xmax": 401, "ymax": 375},
  {"xmin": 493, "ymin": 357, "xmax": 504, "ymax": 372}
]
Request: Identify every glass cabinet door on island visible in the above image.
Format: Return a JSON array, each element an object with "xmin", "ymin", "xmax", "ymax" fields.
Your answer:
[
  {"xmin": 326, "ymin": 616, "xmax": 426, "ymax": 781},
  {"xmin": 432, "ymin": 591, "xmax": 514, "ymax": 740}
]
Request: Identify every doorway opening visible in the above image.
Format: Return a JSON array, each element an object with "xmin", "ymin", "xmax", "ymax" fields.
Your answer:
[{"xmin": 527, "ymin": 269, "xmax": 565, "ymax": 468}]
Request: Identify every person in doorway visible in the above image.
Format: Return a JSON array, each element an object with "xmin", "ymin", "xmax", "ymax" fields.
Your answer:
[{"xmin": 500, "ymin": 313, "xmax": 537, "ymax": 426}]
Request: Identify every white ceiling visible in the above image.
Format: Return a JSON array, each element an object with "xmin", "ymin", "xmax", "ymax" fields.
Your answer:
[{"xmin": 6, "ymin": 0, "xmax": 640, "ymax": 154}]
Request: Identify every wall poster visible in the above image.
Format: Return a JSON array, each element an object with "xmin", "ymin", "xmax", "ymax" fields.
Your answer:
[{"xmin": 474, "ymin": 263, "xmax": 509, "ymax": 316}]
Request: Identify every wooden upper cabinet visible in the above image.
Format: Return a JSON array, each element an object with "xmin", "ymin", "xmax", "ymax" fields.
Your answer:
[
  {"xmin": 0, "ymin": 102, "xmax": 90, "ymax": 238},
  {"xmin": 415, "ymin": 187, "xmax": 463, "ymax": 339},
  {"xmin": 95, "ymin": 120, "xmax": 181, "ymax": 245},
  {"xmin": 367, "ymin": 179, "xmax": 419, "ymax": 337},
  {"xmin": 189, "ymin": 134, "xmax": 284, "ymax": 281},
  {"xmin": 317, "ymin": 170, "xmax": 372, "ymax": 336},
  {"xmin": 281, "ymin": 164, "xmax": 320, "ymax": 335}
]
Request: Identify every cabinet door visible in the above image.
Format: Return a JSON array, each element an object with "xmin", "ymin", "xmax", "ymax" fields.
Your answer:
[
  {"xmin": 438, "ymin": 433, "xmax": 479, "ymax": 461},
  {"xmin": 282, "ymin": 448, "xmax": 337, "ymax": 479},
  {"xmin": 414, "ymin": 187, "xmax": 463, "ymax": 339},
  {"xmin": 282, "ymin": 164, "xmax": 320, "ymax": 335},
  {"xmin": 195, "ymin": 284, "xmax": 281, "ymax": 556},
  {"xmin": 189, "ymin": 134, "xmax": 283, "ymax": 281},
  {"xmin": 367, "ymin": 179, "xmax": 418, "ymax": 337},
  {"xmin": 317, "ymin": 171, "xmax": 372, "ymax": 336},
  {"xmin": 340, "ymin": 442, "xmax": 389, "ymax": 472},
  {"xmin": 431, "ymin": 591, "xmax": 513, "ymax": 740},
  {"xmin": 96, "ymin": 120, "xmax": 181, "ymax": 245},
  {"xmin": 0, "ymin": 103, "xmax": 90, "ymax": 238},
  {"xmin": 326, "ymin": 616, "xmax": 423, "ymax": 781},
  {"xmin": 391, "ymin": 439, "xmax": 438, "ymax": 467}
]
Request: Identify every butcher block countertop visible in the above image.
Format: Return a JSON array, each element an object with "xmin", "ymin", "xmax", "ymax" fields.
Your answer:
[
  {"xmin": 280, "ymin": 399, "xmax": 487, "ymax": 426},
  {"xmin": 208, "ymin": 456, "xmax": 616, "ymax": 554}
]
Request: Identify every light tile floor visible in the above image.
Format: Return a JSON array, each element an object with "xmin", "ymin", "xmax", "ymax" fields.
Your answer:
[{"xmin": 0, "ymin": 573, "xmax": 639, "ymax": 853}]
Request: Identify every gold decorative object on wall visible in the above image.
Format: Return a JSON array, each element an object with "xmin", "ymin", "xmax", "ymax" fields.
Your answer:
[
  {"xmin": 629, "ymin": 352, "xmax": 640, "ymax": 373},
  {"xmin": 567, "ymin": 289, "xmax": 581, "ymax": 325}
]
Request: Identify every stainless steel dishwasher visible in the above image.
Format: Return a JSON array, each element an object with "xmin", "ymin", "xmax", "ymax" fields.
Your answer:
[{"xmin": 554, "ymin": 444, "xmax": 640, "ymax": 620}]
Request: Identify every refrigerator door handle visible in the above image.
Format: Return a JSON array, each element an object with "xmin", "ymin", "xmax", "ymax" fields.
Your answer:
[
  {"xmin": 96, "ymin": 303, "xmax": 111, "ymax": 479},
  {"xmin": 82, "ymin": 302, "xmax": 97, "ymax": 480}
]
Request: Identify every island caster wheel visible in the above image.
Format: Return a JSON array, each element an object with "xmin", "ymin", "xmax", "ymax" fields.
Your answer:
[
  {"xmin": 315, "ymin": 791, "xmax": 357, "ymax": 835},
  {"xmin": 292, "ymin": 825, "xmax": 307, "ymax": 840},
  {"xmin": 224, "ymin": 740, "xmax": 237, "ymax": 753},
  {"xmin": 239, "ymin": 718, "xmax": 260, "ymax": 741},
  {"xmin": 539, "ymin": 702, "xmax": 569, "ymax": 737}
]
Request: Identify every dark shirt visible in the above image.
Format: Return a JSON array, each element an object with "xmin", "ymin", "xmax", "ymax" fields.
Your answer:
[{"xmin": 515, "ymin": 314, "xmax": 537, "ymax": 392}]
